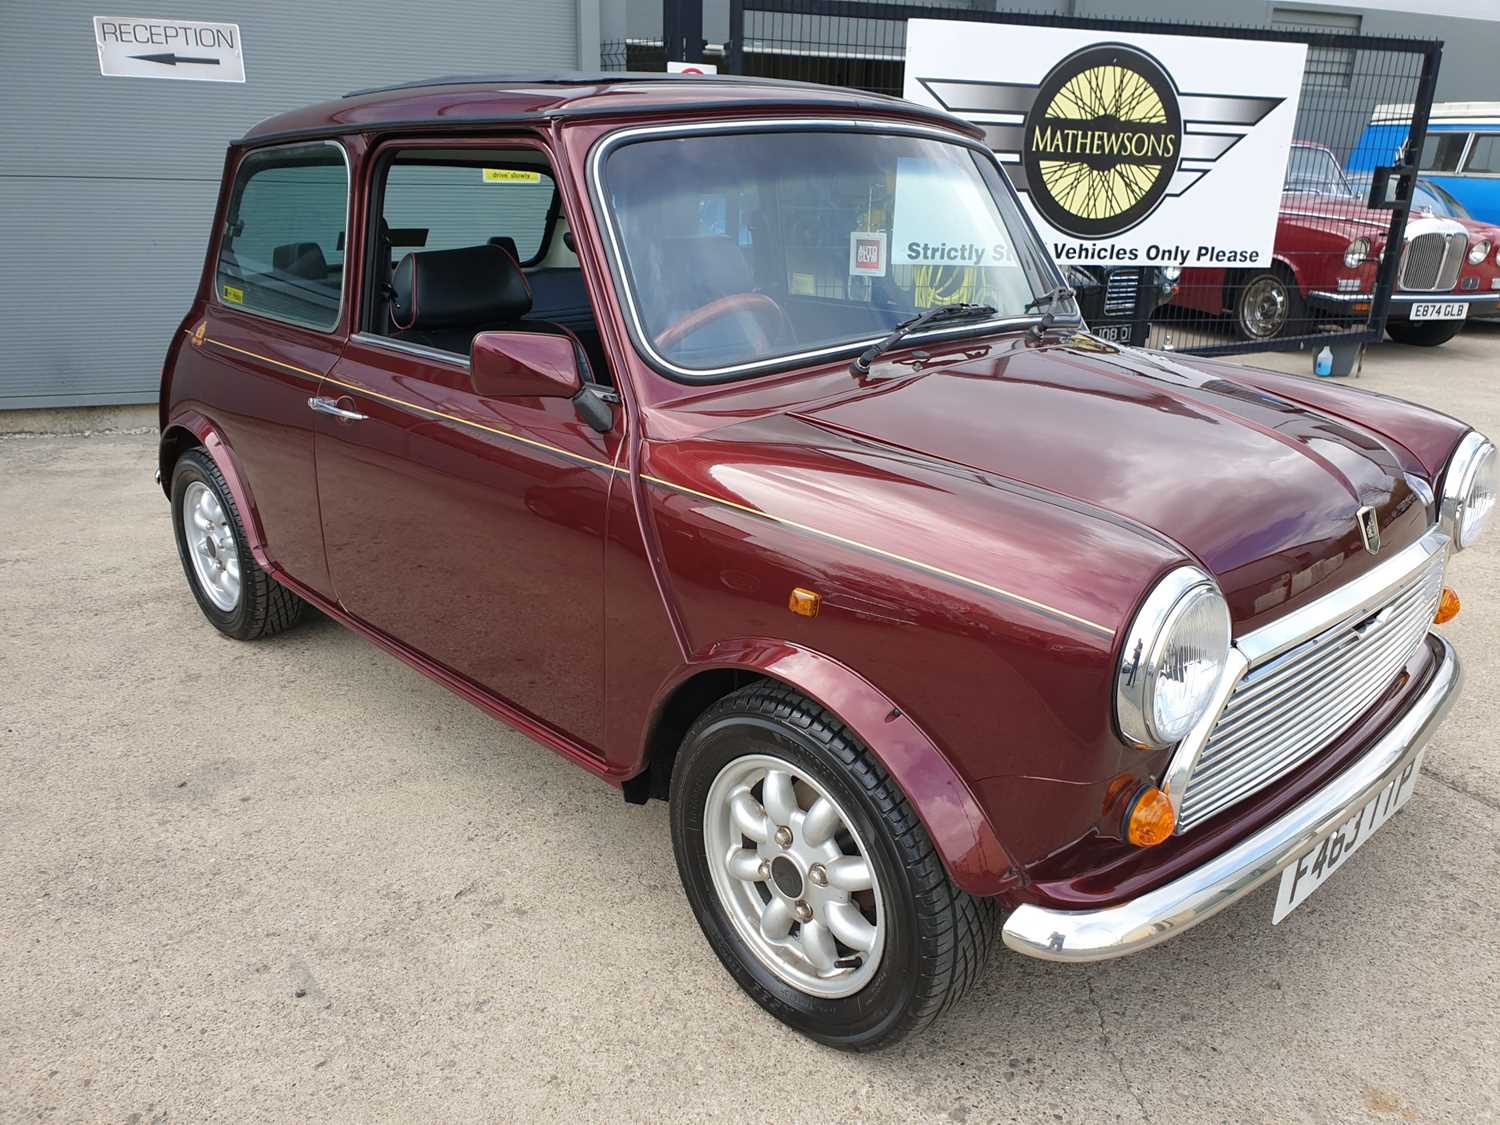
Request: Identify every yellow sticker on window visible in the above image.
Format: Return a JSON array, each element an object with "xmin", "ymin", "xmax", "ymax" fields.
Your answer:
[
  {"xmin": 482, "ymin": 168, "xmax": 542, "ymax": 184},
  {"xmin": 223, "ymin": 285, "xmax": 244, "ymax": 304},
  {"xmin": 789, "ymin": 273, "xmax": 817, "ymax": 296}
]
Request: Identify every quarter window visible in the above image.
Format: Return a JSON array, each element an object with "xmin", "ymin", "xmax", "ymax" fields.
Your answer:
[
  {"xmin": 1419, "ymin": 133, "xmax": 1468, "ymax": 173},
  {"xmin": 1463, "ymin": 134, "xmax": 1500, "ymax": 174},
  {"xmin": 216, "ymin": 142, "xmax": 348, "ymax": 331}
]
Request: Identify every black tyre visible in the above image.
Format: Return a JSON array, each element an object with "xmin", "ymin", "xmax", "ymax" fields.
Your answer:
[
  {"xmin": 170, "ymin": 448, "xmax": 307, "ymax": 640},
  {"xmin": 1233, "ymin": 266, "xmax": 1308, "ymax": 341},
  {"xmin": 670, "ymin": 682, "xmax": 999, "ymax": 1050},
  {"xmin": 1385, "ymin": 318, "xmax": 1464, "ymax": 347}
]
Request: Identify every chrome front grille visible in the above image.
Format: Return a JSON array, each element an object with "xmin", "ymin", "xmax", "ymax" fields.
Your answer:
[
  {"xmin": 1399, "ymin": 231, "xmax": 1466, "ymax": 292},
  {"xmin": 1175, "ymin": 549, "xmax": 1446, "ymax": 832},
  {"xmin": 1103, "ymin": 268, "xmax": 1141, "ymax": 317}
]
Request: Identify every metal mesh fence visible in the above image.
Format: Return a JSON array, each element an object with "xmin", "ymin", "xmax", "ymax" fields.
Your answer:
[
  {"xmin": 722, "ymin": 1, "xmax": 1443, "ymax": 358},
  {"xmin": 601, "ymin": 38, "xmax": 666, "ymax": 72}
]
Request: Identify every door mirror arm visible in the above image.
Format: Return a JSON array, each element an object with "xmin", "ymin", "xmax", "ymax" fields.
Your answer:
[{"xmin": 572, "ymin": 384, "xmax": 618, "ymax": 434}]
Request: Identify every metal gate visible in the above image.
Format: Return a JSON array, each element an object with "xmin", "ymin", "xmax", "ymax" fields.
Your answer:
[{"xmin": 661, "ymin": 0, "xmax": 1444, "ymax": 359}]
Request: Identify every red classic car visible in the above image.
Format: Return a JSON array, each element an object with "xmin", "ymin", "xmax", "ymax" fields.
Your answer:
[
  {"xmin": 1173, "ymin": 141, "xmax": 1500, "ymax": 345},
  {"xmin": 159, "ymin": 76, "xmax": 1495, "ymax": 1049}
]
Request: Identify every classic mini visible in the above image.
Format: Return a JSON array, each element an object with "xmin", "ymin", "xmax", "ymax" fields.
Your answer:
[{"xmin": 158, "ymin": 73, "xmax": 1492, "ymax": 1049}]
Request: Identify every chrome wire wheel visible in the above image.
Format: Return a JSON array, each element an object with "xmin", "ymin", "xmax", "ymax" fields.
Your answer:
[
  {"xmin": 181, "ymin": 480, "xmax": 241, "ymax": 612},
  {"xmin": 702, "ymin": 753, "xmax": 885, "ymax": 999},
  {"xmin": 1240, "ymin": 275, "xmax": 1289, "ymax": 339}
]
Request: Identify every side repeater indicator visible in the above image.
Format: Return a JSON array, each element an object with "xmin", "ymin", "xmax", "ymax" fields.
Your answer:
[
  {"xmin": 788, "ymin": 587, "xmax": 821, "ymax": 618},
  {"xmin": 190, "ymin": 320, "xmax": 207, "ymax": 349}
]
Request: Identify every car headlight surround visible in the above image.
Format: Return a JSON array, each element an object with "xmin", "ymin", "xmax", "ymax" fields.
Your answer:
[
  {"xmin": 1116, "ymin": 567, "xmax": 1232, "ymax": 750},
  {"xmin": 1344, "ymin": 238, "xmax": 1370, "ymax": 268},
  {"xmin": 1160, "ymin": 265, "xmax": 1182, "ymax": 283},
  {"xmin": 1441, "ymin": 430, "xmax": 1497, "ymax": 550},
  {"xmin": 1468, "ymin": 238, "xmax": 1492, "ymax": 266}
]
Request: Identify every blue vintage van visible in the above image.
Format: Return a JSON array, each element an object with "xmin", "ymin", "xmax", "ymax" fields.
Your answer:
[{"xmin": 1348, "ymin": 101, "xmax": 1500, "ymax": 225}]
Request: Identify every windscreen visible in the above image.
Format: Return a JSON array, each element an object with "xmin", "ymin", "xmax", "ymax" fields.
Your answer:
[
  {"xmin": 602, "ymin": 129, "xmax": 1058, "ymax": 376},
  {"xmin": 1284, "ymin": 146, "xmax": 1353, "ymax": 197}
]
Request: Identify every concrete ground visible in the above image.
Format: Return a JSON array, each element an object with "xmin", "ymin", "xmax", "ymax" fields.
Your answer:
[{"xmin": 3, "ymin": 325, "xmax": 1498, "ymax": 1124}]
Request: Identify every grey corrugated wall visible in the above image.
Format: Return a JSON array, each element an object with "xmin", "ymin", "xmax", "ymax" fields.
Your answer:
[{"xmin": 0, "ymin": 1, "xmax": 598, "ymax": 410}]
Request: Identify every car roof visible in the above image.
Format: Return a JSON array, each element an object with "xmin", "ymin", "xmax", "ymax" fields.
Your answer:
[{"xmin": 239, "ymin": 71, "xmax": 984, "ymax": 145}]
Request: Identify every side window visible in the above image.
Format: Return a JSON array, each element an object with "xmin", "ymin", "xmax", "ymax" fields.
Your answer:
[
  {"xmin": 382, "ymin": 163, "xmax": 556, "ymax": 268},
  {"xmin": 216, "ymin": 143, "xmax": 347, "ymax": 331},
  {"xmin": 1419, "ymin": 133, "xmax": 1468, "ymax": 173},
  {"xmin": 1463, "ymin": 134, "xmax": 1500, "ymax": 175}
]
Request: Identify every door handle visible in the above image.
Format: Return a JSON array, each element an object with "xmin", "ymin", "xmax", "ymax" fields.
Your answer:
[{"xmin": 308, "ymin": 395, "xmax": 368, "ymax": 422}]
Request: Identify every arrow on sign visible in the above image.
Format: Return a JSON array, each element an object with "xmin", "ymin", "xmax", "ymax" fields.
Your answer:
[{"xmin": 130, "ymin": 52, "xmax": 221, "ymax": 67}]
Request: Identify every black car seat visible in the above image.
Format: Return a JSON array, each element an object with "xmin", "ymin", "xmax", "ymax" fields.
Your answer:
[{"xmin": 389, "ymin": 243, "xmax": 593, "ymax": 380}]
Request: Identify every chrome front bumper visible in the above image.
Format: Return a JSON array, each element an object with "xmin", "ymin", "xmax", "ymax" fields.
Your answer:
[
  {"xmin": 1309, "ymin": 290, "xmax": 1500, "ymax": 308},
  {"xmin": 1001, "ymin": 635, "xmax": 1462, "ymax": 963}
]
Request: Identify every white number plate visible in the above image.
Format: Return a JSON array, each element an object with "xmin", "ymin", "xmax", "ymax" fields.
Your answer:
[
  {"xmin": 1272, "ymin": 749, "xmax": 1425, "ymax": 924},
  {"xmin": 1409, "ymin": 302, "xmax": 1467, "ymax": 321},
  {"xmin": 1092, "ymin": 324, "xmax": 1132, "ymax": 342}
]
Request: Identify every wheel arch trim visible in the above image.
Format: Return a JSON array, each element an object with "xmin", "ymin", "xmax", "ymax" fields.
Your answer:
[
  {"xmin": 160, "ymin": 411, "xmax": 274, "ymax": 571},
  {"xmin": 641, "ymin": 638, "xmax": 1018, "ymax": 898}
]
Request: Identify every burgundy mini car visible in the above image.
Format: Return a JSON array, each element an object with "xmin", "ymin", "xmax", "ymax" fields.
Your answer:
[
  {"xmin": 159, "ymin": 75, "xmax": 1495, "ymax": 1049},
  {"xmin": 1173, "ymin": 141, "xmax": 1500, "ymax": 345}
]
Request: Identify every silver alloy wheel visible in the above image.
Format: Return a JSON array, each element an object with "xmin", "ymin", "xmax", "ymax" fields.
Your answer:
[
  {"xmin": 703, "ymin": 753, "xmax": 885, "ymax": 998},
  {"xmin": 182, "ymin": 480, "xmax": 241, "ymax": 612},
  {"xmin": 1240, "ymin": 275, "xmax": 1288, "ymax": 339}
]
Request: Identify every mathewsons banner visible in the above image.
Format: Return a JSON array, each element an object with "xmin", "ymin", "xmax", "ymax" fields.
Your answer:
[{"xmin": 903, "ymin": 21, "xmax": 1307, "ymax": 268}]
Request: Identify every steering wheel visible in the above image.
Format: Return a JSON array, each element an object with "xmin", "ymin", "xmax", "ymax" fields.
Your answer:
[{"xmin": 654, "ymin": 292, "xmax": 791, "ymax": 357}]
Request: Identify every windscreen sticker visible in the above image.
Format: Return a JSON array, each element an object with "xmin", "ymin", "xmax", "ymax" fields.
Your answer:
[
  {"xmin": 848, "ymin": 231, "xmax": 888, "ymax": 277},
  {"xmin": 482, "ymin": 168, "xmax": 542, "ymax": 184},
  {"xmin": 890, "ymin": 157, "xmax": 1021, "ymax": 269},
  {"xmin": 222, "ymin": 285, "xmax": 244, "ymax": 304}
]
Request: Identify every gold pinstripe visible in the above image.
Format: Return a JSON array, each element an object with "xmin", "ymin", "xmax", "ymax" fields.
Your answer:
[
  {"xmin": 641, "ymin": 473, "xmax": 1115, "ymax": 637},
  {"xmin": 199, "ymin": 334, "xmax": 1116, "ymax": 639}
]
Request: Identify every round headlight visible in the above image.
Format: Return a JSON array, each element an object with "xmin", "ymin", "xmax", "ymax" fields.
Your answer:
[
  {"xmin": 1161, "ymin": 265, "xmax": 1182, "ymax": 283},
  {"xmin": 1344, "ymin": 238, "xmax": 1370, "ymax": 268},
  {"xmin": 1468, "ymin": 238, "xmax": 1492, "ymax": 266},
  {"xmin": 1116, "ymin": 568, "xmax": 1232, "ymax": 749},
  {"xmin": 1441, "ymin": 432, "xmax": 1497, "ymax": 549}
]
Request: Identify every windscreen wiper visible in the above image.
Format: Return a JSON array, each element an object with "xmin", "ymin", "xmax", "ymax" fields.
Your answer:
[
  {"xmin": 850, "ymin": 303, "xmax": 997, "ymax": 375},
  {"xmin": 1024, "ymin": 285, "xmax": 1076, "ymax": 314},
  {"xmin": 1024, "ymin": 284, "xmax": 1078, "ymax": 340}
]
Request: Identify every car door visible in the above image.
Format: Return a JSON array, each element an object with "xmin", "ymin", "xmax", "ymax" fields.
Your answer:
[
  {"xmin": 312, "ymin": 142, "xmax": 618, "ymax": 752},
  {"xmin": 194, "ymin": 139, "xmax": 354, "ymax": 597}
]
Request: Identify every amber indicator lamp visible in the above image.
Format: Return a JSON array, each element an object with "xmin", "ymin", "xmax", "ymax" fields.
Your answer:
[
  {"xmin": 1434, "ymin": 586, "xmax": 1461, "ymax": 625},
  {"xmin": 788, "ymin": 587, "xmax": 821, "ymax": 618},
  {"xmin": 1126, "ymin": 786, "xmax": 1176, "ymax": 847}
]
